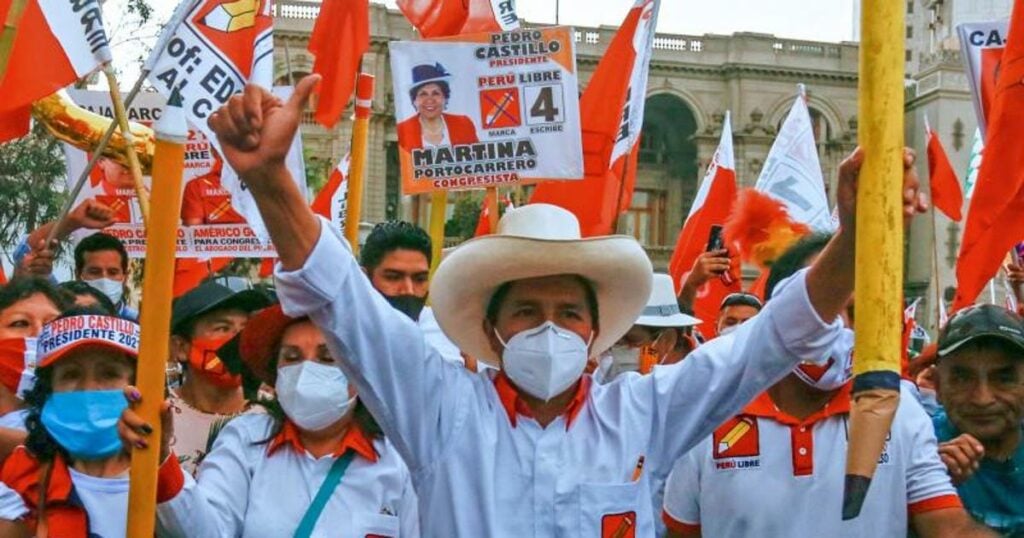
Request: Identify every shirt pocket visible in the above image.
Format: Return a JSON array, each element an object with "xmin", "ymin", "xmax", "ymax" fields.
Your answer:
[
  {"xmin": 349, "ymin": 512, "xmax": 400, "ymax": 538},
  {"xmin": 577, "ymin": 481, "xmax": 644, "ymax": 538}
]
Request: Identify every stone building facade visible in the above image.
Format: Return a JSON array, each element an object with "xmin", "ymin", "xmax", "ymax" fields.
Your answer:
[{"xmin": 273, "ymin": 0, "xmax": 1010, "ymax": 331}]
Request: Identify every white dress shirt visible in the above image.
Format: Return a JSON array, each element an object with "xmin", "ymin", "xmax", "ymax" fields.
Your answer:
[{"xmin": 274, "ymin": 219, "xmax": 842, "ymax": 537}]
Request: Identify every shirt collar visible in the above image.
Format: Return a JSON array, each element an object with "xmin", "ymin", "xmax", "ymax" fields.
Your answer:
[
  {"xmin": 741, "ymin": 382, "xmax": 853, "ymax": 426},
  {"xmin": 267, "ymin": 419, "xmax": 378, "ymax": 462},
  {"xmin": 493, "ymin": 372, "xmax": 590, "ymax": 430}
]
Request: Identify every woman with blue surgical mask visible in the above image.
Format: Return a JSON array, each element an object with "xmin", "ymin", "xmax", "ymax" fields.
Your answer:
[
  {"xmin": 121, "ymin": 304, "xmax": 419, "ymax": 537},
  {"xmin": 0, "ymin": 308, "xmax": 146, "ymax": 537}
]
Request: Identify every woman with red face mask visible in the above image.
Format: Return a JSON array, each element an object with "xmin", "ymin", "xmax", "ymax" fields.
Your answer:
[{"xmin": 169, "ymin": 277, "xmax": 271, "ymax": 475}]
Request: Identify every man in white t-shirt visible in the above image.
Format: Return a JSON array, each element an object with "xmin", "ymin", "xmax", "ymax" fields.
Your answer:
[{"xmin": 661, "ymin": 234, "xmax": 994, "ymax": 538}]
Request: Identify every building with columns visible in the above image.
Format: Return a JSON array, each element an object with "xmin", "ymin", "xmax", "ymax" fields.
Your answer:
[{"xmin": 274, "ymin": 0, "xmax": 1009, "ymax": 332}]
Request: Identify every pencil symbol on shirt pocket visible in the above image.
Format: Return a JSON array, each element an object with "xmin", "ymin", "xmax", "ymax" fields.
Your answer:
[
  {"xmin": 602, "ymin": 511, "xmax": 636, "ymax": 538},
  {"xmin": 713, "ymin": 416, "xmax": 759, "ymax": 459}
]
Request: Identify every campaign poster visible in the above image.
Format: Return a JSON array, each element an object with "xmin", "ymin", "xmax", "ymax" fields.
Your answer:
[
  {"xmin": 390, "ymin": 26, "xmax": 583, "ymax": 194},
  {"xmin": 63, "ymin": 89, "xmax": 303, "ymax": 258},
  {"xmin": 957, "ymin": 20, "xmax": 1008, "ymax": 137}
]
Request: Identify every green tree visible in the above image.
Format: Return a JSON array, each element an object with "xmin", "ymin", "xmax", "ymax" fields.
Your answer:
[
  {"xmin": 445, "ymin": 194, "xmax": 483, "ymax": 241},
  {"xmin": 0, "ymin": 123, "xmax": 68, "ymax": 264}
]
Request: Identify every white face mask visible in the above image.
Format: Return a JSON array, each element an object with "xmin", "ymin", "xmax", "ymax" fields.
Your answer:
[
  {"xmin": 609, "ymin": 346, "xmax": 641, "ymax": 369},
  {"xmin": 497, "ymin": 321, "xmax": 591, "ymax": 402},
  {"xmin": 275, "ymin": 362, "xmax": 355, "ymax": 431},
  {"xmin": 793, "ymin": 327, "xmax": 854, "ymax": 391},
  {"xmin": 85, "ymin": 277, "xmax": 124, "ymax": 306}
]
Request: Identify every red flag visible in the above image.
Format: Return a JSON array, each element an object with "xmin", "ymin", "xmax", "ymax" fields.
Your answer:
[
  {"xmin": 925, "ymin": 117, "xmax": 964, "ymax": 221},
  {"xmin": 396, "ymin": 0, "xmax": 519, "ymax": 38},
  {"xmin": 0, "ymin": 0, "xmax": 111, "ymax": 142},
  {"xmin": 668, "ymin": 112, "xmax": 740, "ymax": 336},
  {"xmin": 529, "ymin": 0, "xmax": 660, "ymax": 236},
  {"xmin": 308, "ymin": 0, "xmax": 369, "ymax": 128},
  {"xmin": 173, "ymin": 258, "xmax": 231, "ymax": 298},
  {"xmin": 954, "ymin": 0, "xmax": 1024, "ymax": 310}
]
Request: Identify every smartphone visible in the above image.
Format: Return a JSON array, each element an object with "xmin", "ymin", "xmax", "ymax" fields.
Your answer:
[{"xmin": 706, "ymin": 225, "xmax": 725, "ymax": 252}]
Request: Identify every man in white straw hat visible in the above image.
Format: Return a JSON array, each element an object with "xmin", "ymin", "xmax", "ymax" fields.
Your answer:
[
  {"xmin": 205, "ymin": 76, "xmax": 927, "ymax": 536},
  {"xmin": 597, "ymin": 273, "xmax": 701, "ymax": 382}
]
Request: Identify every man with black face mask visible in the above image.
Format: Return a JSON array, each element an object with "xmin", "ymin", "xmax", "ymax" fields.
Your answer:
[{"xmin": 359, "ymin": 221, "xmax": 462, "ymax": 365}]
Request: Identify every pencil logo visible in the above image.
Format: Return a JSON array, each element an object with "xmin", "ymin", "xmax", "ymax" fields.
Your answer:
[{"xmin": 713, "ymin": 416, "xmax": 759, "ymax": 459}]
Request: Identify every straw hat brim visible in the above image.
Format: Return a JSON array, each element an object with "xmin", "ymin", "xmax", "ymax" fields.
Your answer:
[{"xmin": 431, "ymin": 235, "xmax": 653, "ymax": 366}]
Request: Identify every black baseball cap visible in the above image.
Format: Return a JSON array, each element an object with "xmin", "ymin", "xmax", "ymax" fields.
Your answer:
[
  {"xmin": 937, "ymin": 304, "xmax": 1024, "ymax": 358},
  {"xmin": 171, "ymin": 276, "xmax": 272, "ymax": 335},
  {"xmin": 720, "ymin": 292, "xmax": 763, "ymax": 311}
]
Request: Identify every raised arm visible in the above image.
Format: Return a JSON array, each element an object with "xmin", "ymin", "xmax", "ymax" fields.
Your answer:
[{"xmin": 207, "ymin": 76, "xmax": 472, "ymax": 470}]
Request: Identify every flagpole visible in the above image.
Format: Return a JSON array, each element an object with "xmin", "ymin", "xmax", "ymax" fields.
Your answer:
[
  {"xmin": 611, "ymin": 149, "xmax": 634, "ymax": 234},
  {"xmin": 103, "ymin": 65, "xmax": 150, "ymax": 225},
  {"xmin": 844, "ymin": 0, "xmax": 904, "ymax": 521},
  {"xmin": 345, "ymin": 73, "xmax": 375, "ymax": 253},
  {"xmin": 930, "ymin": 205, "xmax": 944, "ymax": 331},
  {"xmin": 486, "ymin": 186, "xmax": 500, "ymax": 231},
  {"xmin": 428, "ymin": 191, "xmax": 446, "ymax": 276},
  {"xmin": 125, "ymin": 91, "xmax": 187, "ymax": 538},
  {"xmin": 44, "ymin": 0, "xmax": 193, "ymax": 246},
  {"xmin": 0, "ymin": 0, "xmax": 27, "ymax": 83}
]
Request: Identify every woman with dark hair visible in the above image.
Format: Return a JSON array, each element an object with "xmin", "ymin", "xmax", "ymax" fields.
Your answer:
[
  {"xmin": 57, "ymin": 281, "xmax": 118, "ymax": 315},
  {"xmin": 0, "ymin": 309, "xmax": 159, "ymax": 537},
  {"xmin": 122, "ymin": 305, "xmax": 418, "ymax": 537},
  {"xmin": 396, "ymin": 63, "xmax": 479, "ymax": 152}
]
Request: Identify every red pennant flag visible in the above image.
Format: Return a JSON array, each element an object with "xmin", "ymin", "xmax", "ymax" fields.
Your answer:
[
  {"xmin": 474, "ymin": 194, "xmax": 514, "ymax": 237},
  {"xmin": 925, "ymin": 117, "xmax": 964, "ymax": 221},
  {"xmin": 308, "ymin": 0, "xmax": 370, "ymax": 128},
  {"xmin": 529, "ymin": 0, "xmax": 660, "ymax": 236},
  {"xmin": 0, "ymin": 0, "xmax": 112, "ymax": 142},
  {"xmin": 668, "ymin": 112, "xmax": 740, "ymax": 336},
  {"xmin": 396, "ymin": 0, "xmax": 519, "ymax": 38},
  {"xmin": 954, "ymin": 0, "xmax": 1024, "ymax": 310},
  {"xmin": 173, "ymin": 258, "xmax": 231, "ymax": 298}
]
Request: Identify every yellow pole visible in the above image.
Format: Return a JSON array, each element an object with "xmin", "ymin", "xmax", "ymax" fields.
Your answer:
[
  {"xmin": 844, "ymin": 0, "xmax": 904, "ymax": 520},
  {"xmin": 486, "ymin": 186, "xmax": 500, "ymax": 231},
  {"xmin": 0, "ymin": 0, "xmax": 28, "ymax": 84},
  {"xmin": 428, "ymin": 191, "xmax": 446, "ymax": 276},
  {"xmin": 125, "ymin": 92, "xmax": 187, "ymax": 536},
  {"xmin": 345, "ymin": 73, "xmax": 375, "ymax": 253},
  {"xmin": 103, "ymin": 65, "xmax": 151, "ymax": 225}
]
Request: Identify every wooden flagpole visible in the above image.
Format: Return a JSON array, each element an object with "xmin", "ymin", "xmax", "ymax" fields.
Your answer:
[
  {"xmin": 486, "ymin": 186, "xmax": 500, "ymax": 231},
  {"xmin": 345, "ymin": 73, "xmax": 375, "ymax": 253},
  {"xmin": 103, "ymin": 65, "xmax": 150, "ymax": 225},
  {"xmin": 844, "ymin": 0, "xmax": 905, "ymax": 520},
  {"xmin": 0, "ymin": 0, "xmax": 27, "ymax": 84},
  {"xmin": 124, "ymin": 91, "xmax": 187, "ymax": 537},
  {"xmin": 428, "ymin": 191, "xmax": 446, "ymax": 276}
]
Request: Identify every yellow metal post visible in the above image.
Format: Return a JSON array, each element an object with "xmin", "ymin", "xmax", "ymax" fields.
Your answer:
[
  {"xmin": 844, "ymin": 0, "xmax": 905, "ymax": 520},
  {"xmin": 486, "ymin": 187, "xmax": 500, "ymax": 231},
  {"xmin": 125, "ymin": 93, "xmax": 187, "ymax": 536},
  {"xmin": 0, "ymin": 0, "xmax": 28, "ymax": 84},
  {"xmin": 428, "ymin": 191, "xmax": 447, "ymax": 276},
  {"xmin": 344, "ymin": 73, "xmax": 375, "ymax": 253}
]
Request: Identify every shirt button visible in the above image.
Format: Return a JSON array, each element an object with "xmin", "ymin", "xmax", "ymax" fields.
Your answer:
[
  {"xmin": 799, "ymin": 426, "xmax": 807, "ymax": 433},
  {"xmin": 798, "ymin": 447, "xmax": 808, "ymax": 456}
]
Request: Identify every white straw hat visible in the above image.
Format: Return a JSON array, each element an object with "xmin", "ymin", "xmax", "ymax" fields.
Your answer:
[
  {"xmin": 431, "ymin": 204, "xmax": 653, "ymax": 366},
  {"xmin": 634, "ymin": 273, "xmax": 701, "ymax": 328}
]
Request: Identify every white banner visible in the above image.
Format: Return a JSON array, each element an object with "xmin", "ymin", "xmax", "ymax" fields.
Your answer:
[
  {"xmin": 390, "ymin": 26, "xmax": 583, "ymax": 193},
  {"xmin": 38, "ymin": 0, "xmax": 112, "ymax": 74},
  {"xmin": 610, "ymin": 0, "xmax": 660, "ymax": 164},
  {"xmin": 63, "ymin": 89, "xmax": 303, "ymax": 258},
  {"xmin": 957, "ymin": 20, "xmax": 1008, "ymax": 136}
]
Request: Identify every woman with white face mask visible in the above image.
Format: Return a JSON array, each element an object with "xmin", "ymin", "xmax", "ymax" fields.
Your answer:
[{"xmin": 120, "ymin": 305, "xmax": 419, "ymax": 538}]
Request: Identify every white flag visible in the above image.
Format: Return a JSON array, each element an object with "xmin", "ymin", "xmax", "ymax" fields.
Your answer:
[{"xmin": 755, "ymin": 86, "xmax": 833, "ymax": 232}]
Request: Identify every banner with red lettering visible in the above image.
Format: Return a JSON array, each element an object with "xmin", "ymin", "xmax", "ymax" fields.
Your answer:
[
  {"xmin": 62, "ymin": 89, "xmax": 305, "ymax": 258},
  {"xmin": 389, "ymin": 27, "xmax": 583, "ymax": 193}
]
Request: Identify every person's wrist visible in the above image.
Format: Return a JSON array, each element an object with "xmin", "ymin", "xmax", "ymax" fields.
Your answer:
[{"xmin": 241, "ymin": 161, "xmax": 290, "ymax": 195}]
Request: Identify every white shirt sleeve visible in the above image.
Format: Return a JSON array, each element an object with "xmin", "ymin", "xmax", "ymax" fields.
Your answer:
[
  {"xmin": 642, "ymin": 268, "xmax": 842, "ymax": 476},
  {"xmin": 157, "ymin": 417, "xmax": 255, "ymax": 537},
  {"xmin": 662, "ymin": 450, "xmax": 702, "ymax": 528},
  {"xmin": 0, "ymin": 482, "xmax": 27, "ymax": 521},
  {"xmin": 274, "ymin": 218, "xmax": 476, "ymax": 473},
  {"xmin": 900, "ymin": 386, "xmax": 960, "ymax": 509}
]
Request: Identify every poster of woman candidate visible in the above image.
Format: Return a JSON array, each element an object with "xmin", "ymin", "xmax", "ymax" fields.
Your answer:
[{"xmin": 390, "ymin": 26, "xmax": 584, "ymax": 194}]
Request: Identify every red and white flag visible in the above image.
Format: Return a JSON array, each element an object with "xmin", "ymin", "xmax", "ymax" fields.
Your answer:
[
  {"xmin": 530, "ymin": 0, "xmax": 660, "ymax": 236},
  {"xmin": 311, "ymin": 153, "xmax": 351, "ymax": 236},
  {"xmin": 0, "ymin": 0, "xmax": 112, "ymax": 142},
  {"xmin": 958, "ymin": 20, "xmax": 1008, "ymax": 136},
  {"xmin": 0, "ymin": 337, "xmax": 37, "ymax": 398},
  {"xmin": 397, "ymin": 0, "xmax": 519, "ymax": 38},
  {"xmin": 474, "ymin": 194, "xmax": 514, "ymax": 237},
  {"xmin": 308, "ymin": 0, "xmax": 369, "ymax": 128},
  {"xmin": 755, "ymin": 85, "xmax": 833, "ymax": 232},
  {"xmin": 925, "ymin": 115, "xmax": 964, "ymax": 222},
  {"xmin": 668, "ymin": 111, "xmax": 740, "ymax": 336}
]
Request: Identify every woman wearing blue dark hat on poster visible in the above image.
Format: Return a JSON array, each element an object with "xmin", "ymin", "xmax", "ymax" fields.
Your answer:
[{"xmin": 397, "ymin": 63, "xmax": 479, "ymax": 151}]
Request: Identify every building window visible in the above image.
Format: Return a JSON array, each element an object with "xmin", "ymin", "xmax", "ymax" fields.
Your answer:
[
  {"xmin": 906, "ymin": 50, "xmax": 913, "ymax": 62},
  {"xmin": 906, "ymin": 25, "xmax": 913, "ymax": 38},
  {"xmin": 623, "ymin": 189, "xmax": 666, "ymax": 246},
  {"xmin": 907, "ymin": 1, "xmax": 913, "ymax": 14}
]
